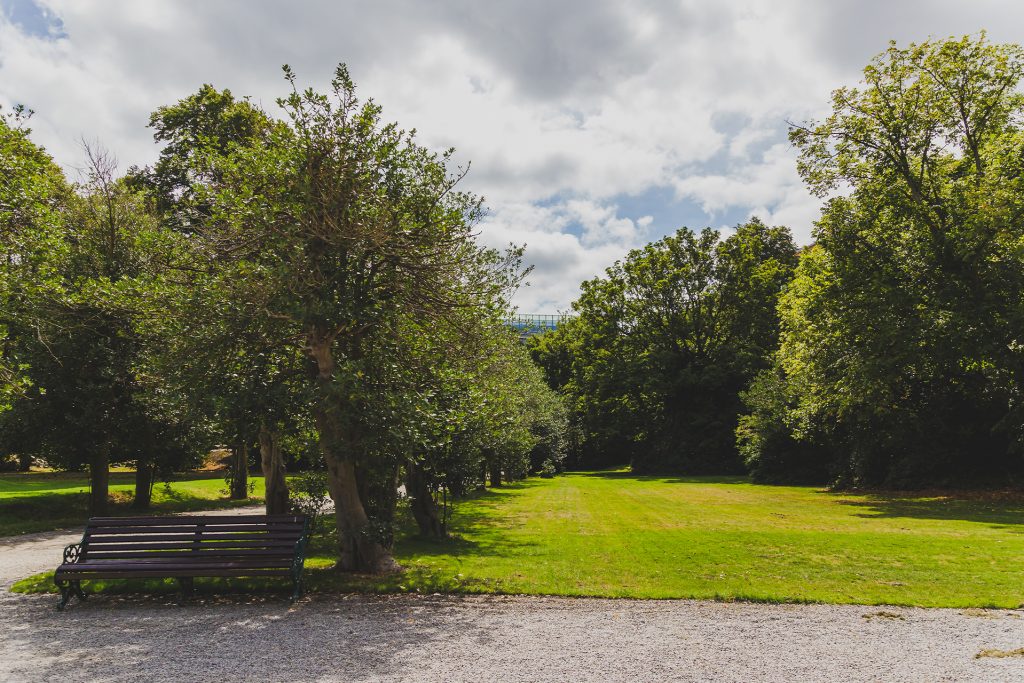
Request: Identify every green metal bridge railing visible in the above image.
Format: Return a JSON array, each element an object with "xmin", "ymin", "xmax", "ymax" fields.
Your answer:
[{"xmin": 509, "ymin": 313, "xmax": 575, "ymax": 338}]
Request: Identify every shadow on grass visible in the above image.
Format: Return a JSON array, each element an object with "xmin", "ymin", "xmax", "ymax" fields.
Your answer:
[
  {"xmin": 572, "ymin": 469, "xmax": 751, "ymax": 485},
  {"xmin": 398, "ymin": 481, "xmax": 542, "ymax": 560},
  {"xmin": 13, "ymin": 484, "xmax": 538, "ymax": 601},
  {"xmin": 830, "ymin": 491, "xmax": 1024, "ymax": 528},
  {"xmin": 0, "ymin": 487, "xmax": 259, "ymax": 537}
]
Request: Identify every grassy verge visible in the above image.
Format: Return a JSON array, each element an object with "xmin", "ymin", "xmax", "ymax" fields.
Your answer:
[
  {"xmin": 0, "ymin": 470, "xmax": 264, "ymax": 536},
  {"xmin": 12, "ymin": 471, "xmax": 1024, "ymax": 608}
]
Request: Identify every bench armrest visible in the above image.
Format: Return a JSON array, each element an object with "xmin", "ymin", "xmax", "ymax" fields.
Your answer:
[{"xmin": 62, "ymin": 543, "xmax": 84, "ymax": 564}]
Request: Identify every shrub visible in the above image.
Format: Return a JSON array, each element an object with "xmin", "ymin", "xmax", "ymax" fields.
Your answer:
[{"xmin": 288, "ymin": 470, "xmax": 333, "ymax": 537}]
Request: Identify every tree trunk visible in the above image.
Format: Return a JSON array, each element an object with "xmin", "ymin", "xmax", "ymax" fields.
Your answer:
[
  {"xmin": 17, "ymin": 452, "xmax": 32, "ymax": 472},
  {"xmin": 405, "ymin": 459, "xmax": 446, "ymax": 539},
  {"xmin": 259, "ymin": 425, "xmax": 289, "ymax": 515},
  {"xmin": 132, "ymin": 460, "xmax": 154, "ymax": 510},
  {"xmin": 89, "ymin": 444, "xmax": 110, "ymax": 516},
  {"xmin": 309, "ymin": 335, "xmax": 398, "ymax": 574},
  {"xmin": 488, "ymin": 454, "xmax": 502, "ymax": 488},
  {"xmin": 229, "ymin": 443, "xmax": 249, "ymax": 499}
]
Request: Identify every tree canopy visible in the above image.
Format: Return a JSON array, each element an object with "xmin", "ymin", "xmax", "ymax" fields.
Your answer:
[
  {"xmin": 534, "ymin": 219, "xmax": 797, "ymax": 473},
  {"xmin": 743, "ymin": 33, "xmax": 1024, "ymax": 486}
]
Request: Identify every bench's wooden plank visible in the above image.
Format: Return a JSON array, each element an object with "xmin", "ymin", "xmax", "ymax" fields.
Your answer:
[
  {"xmin": 86, "ymin": 533, "xmax": 303, "ymax": 544},
  {"xmin": 80, "ymin": 540, "xmax": 298, "ymax": 552},
  {"xmin": 83, "ymin": 549, "xmax": 295, "ymax": 559},
  {"xmin": 86, "ymin": 515, "xmax": 304, "ymax": 526},
  {"xmin": 56, "ymin": 568, "xmax": 292, "ymax": 579},
  {"xmin": 86, "ymin": 524, "xmax": 304, "ymax": 536},
  {"xmin": 58, "ymin": 561, "xmax": 292, "ymax": 573}
]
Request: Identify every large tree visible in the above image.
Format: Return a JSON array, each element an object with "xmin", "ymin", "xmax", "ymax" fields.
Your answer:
[
  {"xmin": 751, "ymin": 34, "xmax": 1024, "ymax": 486},
  {"xmin": 181, "ymin": 66, "xmax": 524, "ymax": 572}
]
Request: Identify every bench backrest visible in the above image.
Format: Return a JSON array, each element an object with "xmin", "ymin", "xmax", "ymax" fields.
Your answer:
[{"xmin": 80, "ymin": 514, "xmax": 308, "ymax": 563}]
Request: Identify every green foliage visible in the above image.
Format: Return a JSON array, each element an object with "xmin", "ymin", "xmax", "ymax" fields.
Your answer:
[
  {"xmin": 0, "ymin": 108, "xmax": 71, "ymax": 413},
  {"xmin": 127, "ymin": 84, "xmax": 274, "ymax": 233},
  {"xmin": 0, "ymin": 116, "xmax": 206, "ymax": 480},
  {"xmin": 737, "ymin": 367, "xmax": 827, "ymax": 483},
  {"xmin": 288, "ymin": 469, "xmax": 332, "ymax": 537},
  {"xmin": 546, "ymin": 219, "xmax": 797, "ymax": 473},
  {"xmin": 140, "ymin": 65, "xmax": 555, "ymax": 563},
  {"xmin": 755, "ymin": 34, "xmax": 1024, "ymax": 487}
]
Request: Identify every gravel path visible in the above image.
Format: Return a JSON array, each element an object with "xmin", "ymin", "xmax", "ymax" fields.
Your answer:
[{"xmin": 2, "ymin": 514, "xmax": 1023, "ymax": 682}]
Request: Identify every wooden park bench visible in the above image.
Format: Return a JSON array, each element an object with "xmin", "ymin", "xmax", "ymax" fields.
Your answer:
[{"xmin": 53, "ymin": 514, "xmax": 309, "ymax": 610}]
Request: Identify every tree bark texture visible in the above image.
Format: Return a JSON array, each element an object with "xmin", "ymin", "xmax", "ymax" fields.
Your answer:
[
  {"xmin": 488, "ymin": 453, "xmax": 502, "ymax": 488},
  {"xmin": 405, "ymin": 459, "xmax": 446, "ymax": 539},
  {"xmin": 309, "ymin": 336, "xmax": 398, "ymax": 574},
  {"xmin": 89, "ymin": 444, "xmax": 110, "ymax": 516},
  {"xmin": 229, "ymin": 443, "xmax": 249, "ymax": 500},
  {"xmin": 259, "ymin": 425, "xmax": 289, "ymax": 515},
  {"xmin": 132, "ymin": 460, "xmax": 154, "ymax": 510}
]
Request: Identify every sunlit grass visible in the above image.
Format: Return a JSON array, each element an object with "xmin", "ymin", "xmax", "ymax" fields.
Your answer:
[
  {"xmin": 357, "ymin": 472, "xmax": 1024, "ymax": 607},
  {"xmin": 0, "ymin": 470, "xmax": 264, "ymax": 536},
  {"xmin": 13, "ymin": 471, "xmax": 1024, "ymax": 608}
]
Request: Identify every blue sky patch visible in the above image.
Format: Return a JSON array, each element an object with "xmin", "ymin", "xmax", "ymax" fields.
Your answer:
[{"xmin": 2, "ymin": 0, "xmax": 66, "ymax": 39}]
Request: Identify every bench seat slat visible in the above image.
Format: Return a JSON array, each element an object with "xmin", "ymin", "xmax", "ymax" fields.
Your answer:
[
  {"xmin": 81, "ymin": 541, "xmax": 298, "ymax": 552},
  {"xmin": 83, "ymin": 549, "xmax": 295, "ymax": 559},
  {"xmin": 86, "ymin": 515, "xmax": 304, "ymax": 526},
  {"xmin": 56, "ymin": 568, "xmax": 292, "ymax": 579},
  {"xmin": 79, "ymin": 548, "xmax": 294, "ymax": 561},
  {"xmin": 86, "ymin": 533, "xmax": 303, "ymax": 543},
  {"xmin": 86, "ymin": 524, "xmax": 304, "ymax": 535},
  {"xmin": 60, "ymin": 560, "xmax": 292, "ymax": 570}
]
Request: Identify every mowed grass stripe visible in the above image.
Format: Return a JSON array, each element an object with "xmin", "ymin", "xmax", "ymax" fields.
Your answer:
[{"xmin": 382, "ymin": 472, "xmax": 1024, "ymax": 607}]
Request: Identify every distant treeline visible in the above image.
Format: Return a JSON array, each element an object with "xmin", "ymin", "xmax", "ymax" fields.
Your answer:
[{"xmin": 531, "ymin": 34, "xmax": 1024, "ymax": 488}]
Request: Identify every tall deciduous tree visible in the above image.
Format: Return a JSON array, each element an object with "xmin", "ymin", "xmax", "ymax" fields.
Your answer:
[
  {"xmin": 752, "ymin": 34, "xmax": 1024, "ymax": 486},
  {"xmin": 186, "ymin": 66, "xmax": 525, "ymax": 572},
  {"xmin": 135, "ymin": 84, "xmax": 296, "ymax": 510}
]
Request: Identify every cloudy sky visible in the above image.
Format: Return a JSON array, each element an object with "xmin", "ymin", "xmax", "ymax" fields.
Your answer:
[{"xmin": 1, "ymin": 1, "xmax": 1021, "ymax": 311}]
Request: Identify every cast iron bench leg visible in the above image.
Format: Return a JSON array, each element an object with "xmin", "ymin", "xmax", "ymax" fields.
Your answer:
[
  {"xmin": 177, "ymin": 577, "xmax": 194, "ymax": 605},
  {"xmin": 55, "ymin": 577, "xmax": 82, "ymax": 610},
  {"xmin": 56, "ymin": 584, "xmax": 71, "ymax": 611}
]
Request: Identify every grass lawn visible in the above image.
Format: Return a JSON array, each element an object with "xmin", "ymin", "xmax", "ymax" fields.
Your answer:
[
  {"xmin": 0, "ymin": 470, "xmax": 264, "ymax": 536},
  {"xmin": 12, "ymin": 471, "xmax": 1024, "ymax": 608}
]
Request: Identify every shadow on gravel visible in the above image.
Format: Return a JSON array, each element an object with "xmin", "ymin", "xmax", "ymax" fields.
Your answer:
[{"xmin": 2, "ymin": 593, "xmax": 478, "ymax": 682}]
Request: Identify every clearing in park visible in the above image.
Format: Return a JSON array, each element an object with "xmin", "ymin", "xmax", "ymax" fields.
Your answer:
[
  {"xmin": 375, "ymin": 471, "xmax": 1024, "ymax": 608},
  {"xmin": 14, "ymin": 470, "xmax": 1024, "ymax": 609}
]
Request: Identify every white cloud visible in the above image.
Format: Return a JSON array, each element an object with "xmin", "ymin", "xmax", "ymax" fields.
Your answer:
[
  {"xmin": 2, "ymin": 0, "xmax": 1023, "ymax": 309},
  {"xmin": 671, "ymin": 143, "xmax": 819, "ymax": 241}
]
